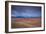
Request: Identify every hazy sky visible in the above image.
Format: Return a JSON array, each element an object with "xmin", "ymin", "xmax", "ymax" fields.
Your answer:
[{"xmin": 11, "ymin": 5, "xmax": 41, "ymax": 17}]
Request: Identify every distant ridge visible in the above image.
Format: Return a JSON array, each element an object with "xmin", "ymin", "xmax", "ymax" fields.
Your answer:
[{"xmin": 11, "ymin": 16, "xmax": 41, "ymax": 18}]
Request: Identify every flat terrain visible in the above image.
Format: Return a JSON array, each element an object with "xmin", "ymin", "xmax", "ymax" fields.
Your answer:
[{"xmin": 11, "ymin": 17, "xmax": 41, "ymax": 28}]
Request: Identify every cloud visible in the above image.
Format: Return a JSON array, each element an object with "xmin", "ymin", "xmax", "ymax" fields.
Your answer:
[{"xmin": 11, "ymin": 6, "xmax": 41, "ymax": 17}]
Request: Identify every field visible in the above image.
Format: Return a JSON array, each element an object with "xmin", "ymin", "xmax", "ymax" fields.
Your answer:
[{"xmin": 11, "ymin": 17, "xmax": 41, "ymax": 28}]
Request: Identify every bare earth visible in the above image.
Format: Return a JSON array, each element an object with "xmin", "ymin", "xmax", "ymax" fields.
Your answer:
[{"xmin": 11, "ymin": 18, "xmax": 41, "ymax": 28}]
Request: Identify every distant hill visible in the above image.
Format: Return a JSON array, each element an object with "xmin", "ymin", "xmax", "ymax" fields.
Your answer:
[{"xmin": 11, "ymin": 16, "xmax": 41, "ymax": 18}]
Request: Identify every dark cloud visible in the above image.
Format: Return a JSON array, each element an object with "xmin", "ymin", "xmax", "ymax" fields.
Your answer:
[{"xmin": 11, "ymin": 5, "xmax": 41, "ymax": 18}]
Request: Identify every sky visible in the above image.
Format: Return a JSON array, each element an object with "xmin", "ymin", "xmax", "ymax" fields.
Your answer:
[{"xmin": 11, "ymin": 5, "xmax": 41, "ymax": 18}]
